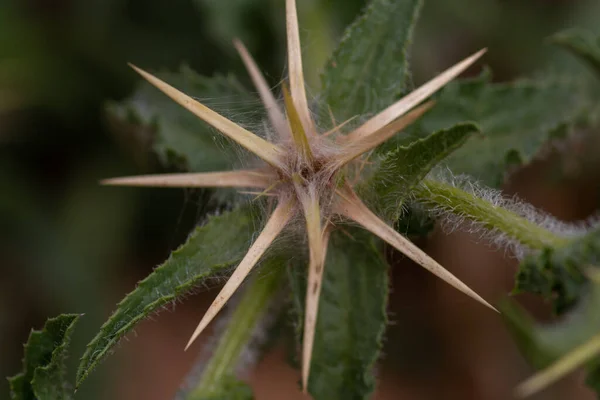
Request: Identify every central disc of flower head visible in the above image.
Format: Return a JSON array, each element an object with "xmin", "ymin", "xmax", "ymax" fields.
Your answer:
[
  {"xmin": 288, "ymin": 156, "xmax": 328, "ymax": 189},
  {"xmin": 273, "ymin": 83, "xmax": 340, "ymax": 215}
]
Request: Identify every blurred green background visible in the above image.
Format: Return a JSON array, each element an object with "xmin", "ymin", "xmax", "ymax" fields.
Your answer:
[{"xmin": 2, "ymin": 0, "xmax": 600, "ymax": 399}]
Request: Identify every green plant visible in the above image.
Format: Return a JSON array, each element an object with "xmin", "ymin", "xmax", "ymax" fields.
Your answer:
[{"xmin": 9, "ymin": 0, "xmax": 600, "ymax": 399}]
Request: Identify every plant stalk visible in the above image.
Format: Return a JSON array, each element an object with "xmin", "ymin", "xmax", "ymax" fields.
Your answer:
[
  {"xmin": 187, "ymin": 266, "xmax": 284, "ymax": 398},
  {"xmin": 414, "ymin": 179, "xmax": 570, "ymax": 250}
]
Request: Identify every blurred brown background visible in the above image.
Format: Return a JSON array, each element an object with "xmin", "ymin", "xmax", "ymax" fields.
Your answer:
[{"xmin": 2, "ymin": 0, "xmax": 600, "ymax": 399}]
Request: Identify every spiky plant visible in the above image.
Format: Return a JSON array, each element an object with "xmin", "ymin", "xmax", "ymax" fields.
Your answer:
[
  {"xmin": 10, "ymin": 1, "xmax": 600, "ymax": 399},
  {"xmin": 101, "ymin": 0, "xmax": 493, "ymax": 390}
]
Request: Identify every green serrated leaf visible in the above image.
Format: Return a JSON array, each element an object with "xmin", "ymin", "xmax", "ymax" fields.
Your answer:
[
  {"xmin": 361, "ymin": 122, "xmax": 477, "ymax": 220},
  {"xmin": 108, "ymin": 65, "xmax": 263, "ymax": 172},
  {"xmin": 388, "ymin": 71, "xmax": 594, "ymax": 187},
  {"xmin": 552, "ymin": 29, "xmax": 600, "ymax": 78},
  {"xmin": 76, "ymin": 206, "xmax": 261, "ymax": 387},
  {"xmin": 515, "ymin": 227, "xmax": 600, "ymax": 313},
  {"xmin": 8, "ymin": 314, "xmax": 80, "ymax": 400},
  {"xmin": 320, "ymin": 0, "xmax": 422, "ymax": 127},
  {"xmin": 289, "ymin": 230, "xmax": 388, "ymax": 400}
]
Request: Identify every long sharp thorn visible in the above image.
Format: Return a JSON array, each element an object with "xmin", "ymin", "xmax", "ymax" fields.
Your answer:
[
  {"xmin": 286, "ymin": 0, "xmax": 315, "ymax": 136},
  {"xmin": 515, "ymin": 332, "xmax": 600, "ymax": 398},
  {"xmin": 100, "ymin": 170, "xmax": 273, "ymax": 188},
  {"xmin": 129, "ymin": 64, "xmax": 285, "ymax": 168},
  {"xmin": 334, "ymin": 188, "xmax": 497, "ymax": 312},
  {"xmin": 347, "ymin": 49, "xmax": 486, "ymax": 141},
  {"xmin": 233, "ymin": 39, "xmax": 290, "ymax": 140},
  {"xmin": 332, "ymin": 101, "xmax": 434, "ymax": 170},
  {"xmin": 184, "ymin": 199, "xmax": 294, "ymax": 350},
  {"xmin": 297, "ymin": 191, "xmax": 328, "ymax": 392}
]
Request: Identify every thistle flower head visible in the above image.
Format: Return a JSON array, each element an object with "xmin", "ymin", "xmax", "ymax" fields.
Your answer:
[{"xmin": 102, "ymin": 0, "xmax": 494, "ymax": 391}]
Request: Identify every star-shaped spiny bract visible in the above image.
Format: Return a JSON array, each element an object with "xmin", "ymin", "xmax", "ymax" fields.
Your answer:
[{"xmin": 103, "ymin": 0, "xmax": 495, "ymax": 392}]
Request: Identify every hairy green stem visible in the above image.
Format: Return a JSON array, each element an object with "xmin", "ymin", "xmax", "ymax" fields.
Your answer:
[
  {"xmin": 414, "ymin": 179, "xmax": 570, "ymax": 250},
  {"xmin": 188, "ymin": 267, "xmax": 284, "ymax": 398}
]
